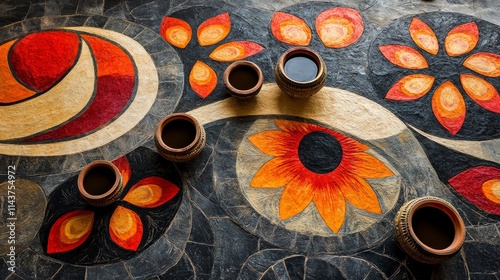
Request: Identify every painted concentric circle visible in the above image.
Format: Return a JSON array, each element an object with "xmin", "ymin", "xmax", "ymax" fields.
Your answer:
[{"xmin": 0, "ymin": 16, "xmax": 183, "ymax": 174}]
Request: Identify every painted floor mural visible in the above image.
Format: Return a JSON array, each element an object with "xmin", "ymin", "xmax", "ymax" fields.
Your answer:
[{"xmin": 0, "ymin": 0, "xmax": 499, "ymax": 279}]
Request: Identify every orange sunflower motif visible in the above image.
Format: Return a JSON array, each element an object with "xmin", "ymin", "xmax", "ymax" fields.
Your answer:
[
  {"xmin": 379, "ymin": 18, "xmax": 500, "ymax": 135},
  {"xmin": 248, "ymin": 119, "xmax": 393, "ymax": 233}
]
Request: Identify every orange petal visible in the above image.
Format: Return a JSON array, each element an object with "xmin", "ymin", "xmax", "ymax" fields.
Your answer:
[
  {"xmin": 251, "ymin": 157, "xmax": 300, "ymax": 188},
  {"xmin": 315, "ymin": 7, "xmax": 364, "ymax": 48},
  {"xmin": 460, "ymin": 74, "xmax": 500, "ymax": 113},
  {"xmin": 248, "ymin": 130, "xmax": 296, "ymax": 156},
  {"xmin": 346, "ymin": 152, "xmax": 393, "ymax": 179},
  {"xmin": 379, "ymin": 45, "xmax": 428, "ymax": 69},
  {"xmin": 409, "ymin": 18, "xmax": 439, "ymax": 55},
  {"xmin": 189, "ymin": 60, "xmax": 217, "ymax": 98},
  {"xmin": 197, "ymin": 12, "xmax": 231, "ymax": 46},
  {"xmin": 482, "ymin": 179, "xmax": 500, "ymax": 204},
  {"xmin": 279, "ymin": 178, "xmax": 314, "ymax": 220},
  {"xmin": 123, "ymin": 176, "xmax": 180, "ymax": 208},
  {"xmin": 209, "ymin": 41, "xmax": 264, "ymax": 62},
  {"xmin": 271, "ymin": 12, "xmax": 311, "ymax": 46},
  {"xmin": 47, "ymin": 210, "xmax": 94, "ymax": 254},
  {"xmin": 160, "ymin": 16, "xmax": 192, "ymax": 48},
  {"xmin": 0, "ymin": 40, "xmax": 37, "ymax": 104},
  {"xmin": 274, "ymin": 119, "xmax": 311, "ymax": 134},
  {"xmin": 463, "ymin": 52, "xmax": 500, "ymax": 77},
  {"xmin": 112, "ymin": 156, "xmax": 131, "ymax": 186},
  {"xmin": 432, "ymin": 81, "xmax": 466, "ymax": 135},
  {"xmin": 109, "ymin": 206, "xmax": 143, "ymax": 251},
  {"xmin": 385, "ymin": 74, "xmax": 435, "ymax": 101},
  {"xmin": 338, "ymin": 173, "xmax": 382, "ymax": 214},
  {"xmin": 445, "ymin": 22, "xmax": 479, "ymax": 57},
  {"xmin": 313, "ymin": 184, "xmax": 346, "ymax": 233}
]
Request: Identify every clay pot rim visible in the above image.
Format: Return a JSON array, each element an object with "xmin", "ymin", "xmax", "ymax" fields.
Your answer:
[
  {"xmin": 223, "ymin": 60, "xmax": 263, "ymax": 97},
  {"xmin": 277, "ymin": 47, "xmax": 325, "ymax": 85},
  {"xmin": 155, "ymin": 113, "xmax": 201, "ymax": 153},
  {"xmin": 77, "ymin": 160, "xmax": 121, "ymax": 199},
  {"xmin": 408, "ymin": 197, "xmax": 466, "ymax": 256}
]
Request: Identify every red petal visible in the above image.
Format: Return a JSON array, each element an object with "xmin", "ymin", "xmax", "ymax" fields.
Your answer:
[
  {"xmin": 315, "ymin": 7, "xmax": 364, "ymax": 48},
  {"xmin": 47, "ymin": 210, "xmax": 94, "ymax": 254},
  {"xmin": 197, "ymin": 12, "xmax": 231, "ymax": 46},
  {"xmin": 112, "ymin": 156, "xmax": 131, "ymax": 186},
  {"xmin": 189, "ymin": 60, "xmax": 217, "ymax": 98},
  {"xmin": 463, "ymin": 52, "xmax": 500, "ymax": 77},
  {"xmin": 160, "ymin": 16, "xmax": 192, "ymax": 48},
  {"xmin": 445, "ymin": 22, "xmax": 479, "ymax": 56},
  {"xmin": 379, "ymin": 45, "xmax": 428, "ymax": 69},
  {"xmin": 460, "ymin": 74, "xmax": 500, "ymax": 113},
  {"xmin": 271, "ymin": 12, "xmax": 311, "ymax": 46},
  {"xmin": 123, "ymin": 176, "xmax": 180, "ymax": 208},
  {"xmin": 431, "ymin": 81, "xmax": 466, "ymax": 135},
  {"xmin": 209, "ymin": 41, "xmax": 264, "ymax": 62},
  {"xmin": 449, "ymin": 166, "xmax": 500, "ymax": 215},
  {"xmin": 409, "ymin": 18, "xmax": 439, "ymax": 55},
  {"xmin": 386, "ymin": 74, "xmax": 434, "ymax": 101},
  {"xmin": 109, "ymin": 206, "xmax": 143, "ymax": 251}
]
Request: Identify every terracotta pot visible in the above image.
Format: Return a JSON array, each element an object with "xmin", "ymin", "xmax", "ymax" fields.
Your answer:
[
  {"xmin": 275, "ymin": 47, "xmax": 327, "ymax": 98},
  {"xmin": 154, "ymin": 113, "xmax": 206, "ymax": 162},
  {"xmin": 77, "ymin": 160, "xmax": 124, "ymax": 207},
  {"xmin": 394, "ymin": 196, "xmax": 466, "ymax": 264},
  {"xmin": 223, "ymin": 60, "xmax": 263, "ymax": 99}
]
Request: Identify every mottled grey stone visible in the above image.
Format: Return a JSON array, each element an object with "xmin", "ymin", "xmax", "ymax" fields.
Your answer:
[
  {"xmin": 86, "ymin": 262, "xmax": 131, "ymax": 280},
  {"xmin": 103, "ymin": 18, "xmax": 130, "ymax": 33}
]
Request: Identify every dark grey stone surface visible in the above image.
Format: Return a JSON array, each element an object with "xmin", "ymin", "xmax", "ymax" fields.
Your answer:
[{"xmin": 0, "ymin": 0, "xmax": 500, "ymax": 279}]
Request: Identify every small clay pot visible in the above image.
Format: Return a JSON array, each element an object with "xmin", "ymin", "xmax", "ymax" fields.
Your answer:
[
  {"xmin": 154, "ymin": 113, "xmax": 206, "ymax": 162},
  {"xmin": 223, "ymin": 60, "xmax": 263, "ymax": 99},
  {"xmin": 77, "ymin": 160, "xmax": 124, "ymax": 207},
  {"xmin": 275, "ymin": 47, "xmax": 327, "ymax": 98},
  {"xmin": 394, "ymin": 196, "xmax": 466, "ymax": 264}
]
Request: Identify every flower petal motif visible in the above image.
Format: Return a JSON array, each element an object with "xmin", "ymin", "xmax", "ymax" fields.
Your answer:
[
  {"xmin": 315, "ymin": 7, "xmax": 364, "ymax": 48},
  {"xmin": 463, "ymin": 52, "xmax": 500, "ymax": 77},
  {"xmin": 445, "ymin": 22, "xmax": 479, "ymax": 57},
  {"xmin": 123, "ymin": 176, "xmax": 180, "ymax": 208},
  {"xmin": 460, "ymin": 74, "xmax": 500, "ymax": 113},
  {"xmin": 279, "ymin": 177, "xmax": 314, "ymax": 220},
  {"xmin": 189, "ymin": 60, "xmax": 217, "ymax": 98},
  {"xmin": 47, "ymin": 210, "xmax": 94, "ymax": 254},
  {"xmin": 409, "ymin": 18, "xmax": 439, "ymax": 55},
  {"xmin": 209, "ymin": 41, "xmax": 264, "ymax": 62},
  {"xmin": 338, "ymin": 173, "xmax": 382, "ymax": 214},
  {"xmin": 385, "ymin": 74, "xmax": 435, "ymax": 101},
  {"xmin": 379, "ymin": 45, "xmax": 428, "ymax": 69},
  {"xmin": 313, "ymin": 183, "xmax": 346, "ymax": 233},
  {"xmin": 0, "ymin": 39, "xmax": 36, "ymax": 104},
  {"xmin": 448, "ymin": 166, "xmax": 500, "ymax": 215},
  {"xmin": 160, "ymin": 16, "xmax": 192, "ymax": 48},
  {"xmin": 271, "ymin": 12, "xmax": 312, "ymax": 46},
  {"xmin": 112, "ymin": 156, "xmax": 131, "ymax": 186},
  {"xmin": 249, "ymin": 119, "xmax": 393, "ymax": 233},
  {"xmin": 431, "ymin": 81, "xmax": 466, "ymax": 135},
  {"xmin": 109, "ymin": 206, "xmax": 143, "ymax": 251},
  {"xmin": 197, "ymin": 12, "xmax": 231, "ymax": 46}
]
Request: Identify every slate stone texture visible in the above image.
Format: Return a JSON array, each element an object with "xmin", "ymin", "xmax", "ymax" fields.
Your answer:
[{"xmin": 1, "ymin": 0, "xmax": 500, "ymax": 279}]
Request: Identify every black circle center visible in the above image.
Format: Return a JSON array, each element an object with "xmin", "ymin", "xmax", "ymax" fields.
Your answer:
[{"xmin": 298, "ymin": 131, "xmax": 343, "ymax": 174}]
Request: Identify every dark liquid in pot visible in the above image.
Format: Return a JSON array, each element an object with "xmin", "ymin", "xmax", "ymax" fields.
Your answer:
[
  {"xmin": 83, "ymin": 166, "xmax": 116, "ymax": 195},
  {"xmin": 229, "ymin": 65, "xmax": 259, "ymax": 90},
  {"xmin": 284, "ymin": 54, "xmax": 318, "ymax": 82},
  {"xmin": 412, "ymin": 207, "xmax": 455, "ymax": 250},
  {"xmin": 162, "ymin": 119, "xmax": 197, "ymax": 149}
]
